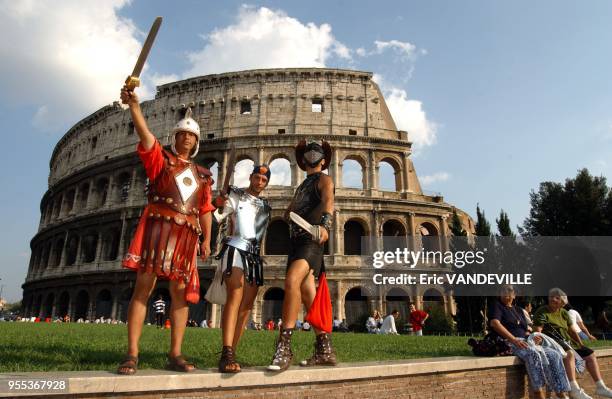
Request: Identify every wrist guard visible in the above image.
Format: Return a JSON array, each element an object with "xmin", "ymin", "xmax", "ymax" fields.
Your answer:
[{"xmin": 319, "ymin": 212, "xmax": 333, "ymax": 233}]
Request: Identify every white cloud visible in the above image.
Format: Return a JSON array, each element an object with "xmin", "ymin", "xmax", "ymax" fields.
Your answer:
[
  {"xmin": 420, "ymin": 172, "xmax": 450, "ymax": 186},
  {"xmin": 184, "ymin": 5, "xmax": 350, "ymax": 77},
  {"xmin": 342, "ymin": 160, "xmax": 363, "ymax": 188},
  {"xmin": 374, "ymin": 40, "xmax": 417, "ymax": 59},
  {"xmin": 373, "ymin": 74, "xmax": 438, "ymax": 150},
  {"xmin": 0, "ymin": 0, "xmax": 151, "ymax": 132}
]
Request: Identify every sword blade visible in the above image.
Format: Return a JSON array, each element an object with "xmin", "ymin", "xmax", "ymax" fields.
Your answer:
[
  {"xmin": 131, "ymin": 16, "xmax": 163, "ymax": 78},
  {"xmin": 221, "ymin": 145, "xmax": 236, "ymax": 195},
  {"xmin": 289, "ymin": 212, "xmax": 319, "ymax": 240}
]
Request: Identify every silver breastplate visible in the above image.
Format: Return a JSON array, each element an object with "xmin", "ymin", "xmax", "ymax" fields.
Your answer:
[{"xmin": 226, "ymin": 188, "xmax": 269, "ymax": 251}]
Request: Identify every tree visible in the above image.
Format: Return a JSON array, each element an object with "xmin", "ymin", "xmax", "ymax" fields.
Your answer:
[
  {"xmin": 523, "ymin": 168, "xmax": 610, "ymax": 235},
  {"xmin": 522, "ymin": 168, "xmax": 611, "ymax": 318},
  {"xmin": 475, "ymin": 204, "xmax": 492, "ymax": 237},
  {"xmin": 496, "ymin": 210, "xmax": 514, "ymax": 237}
]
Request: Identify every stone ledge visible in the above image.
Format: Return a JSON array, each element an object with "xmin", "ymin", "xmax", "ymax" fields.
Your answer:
[{"xmin": 3, "ymin": 349, "xmax": 611, "ymax": 398}]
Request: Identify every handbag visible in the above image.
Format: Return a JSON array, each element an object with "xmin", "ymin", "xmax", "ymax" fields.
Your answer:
[
  {"xmin": 305, "ymin": 272, "xmax": 333, "ymax": 333},
  {"xmin": 468, "ymin": 333, "xmax": 512, "ymax": 357},
  {"xmin": 204, "ymin": 263, "xmax": 227, "ymax": 305}
]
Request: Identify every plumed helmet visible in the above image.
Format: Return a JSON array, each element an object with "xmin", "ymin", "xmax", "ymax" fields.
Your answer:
[{"xmin": 171, "ymin": 107, "xmax": 200, "ymax": 158}]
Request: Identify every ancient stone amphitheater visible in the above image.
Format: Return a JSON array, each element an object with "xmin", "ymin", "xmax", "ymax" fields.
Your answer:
[{"xmin": 23, "ymin": 68, "xmax": 473, "ymax": 329}]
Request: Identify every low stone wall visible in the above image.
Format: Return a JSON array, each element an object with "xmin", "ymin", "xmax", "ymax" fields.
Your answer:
[{"xmin": 2, "ymin": 349, "xmax": 611, "ymax": 399}]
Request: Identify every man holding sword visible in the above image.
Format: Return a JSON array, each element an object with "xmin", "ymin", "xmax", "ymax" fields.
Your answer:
[
  {"xmin": 268, "ymin": 140, "xmax": 337, "ymax": 372},
  {"xmin": 116, "ymin": 17, "xmax": 215, "ymax": 375}
]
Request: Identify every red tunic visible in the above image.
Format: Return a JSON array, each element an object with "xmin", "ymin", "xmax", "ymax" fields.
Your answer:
[{"xmin": 122, "ymin": 141, "xmax": 214, "ymax": 303}]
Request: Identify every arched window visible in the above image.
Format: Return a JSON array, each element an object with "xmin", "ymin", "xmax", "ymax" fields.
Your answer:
[
  {"xmin": 344, "ymin": 220, "xmax": 365, "ymax": 255},
  {"xmin": 262, "ymin": 288, "xmax": 285, "ymax": 324},
  {"xmin": 344, "ymin": 287, "xmax": 369, "ymax": 327},
  {"xmin": 95, "ymin": 290, "xmax": 112, "ymax": 319},
  {"xmin": 232, "ymin": 159, "xmax": 254, "ymax": 188},
  {"xmin": 268, "ymin": 158, "xmax": 291, "ymax": 186},
  {"xmin": 378, "ymin": 160, "xmax": 399, "ymax": 191},
  {"xmin": 382, "ymin": 220, "xmax": 406, "ymax": 252},
  {"xmin": 74, "ymin": 291, "xmax": 89, "ymax": 320},
  {"xmin": 342, "ymin": 159, "xmax": 364, "ymax": 189}
]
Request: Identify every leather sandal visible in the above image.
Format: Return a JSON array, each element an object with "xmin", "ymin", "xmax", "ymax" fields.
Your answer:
[
  {"xmin": 218, "ymin": 346, "xmax": 241, "ymax": 373},
  {"xmin": 117, "ymin": 355, "xmax": 138, "ymax": 375},
  {"xmin": 166, "ymin": 354, "xmax": 196, "ymax": 372}
]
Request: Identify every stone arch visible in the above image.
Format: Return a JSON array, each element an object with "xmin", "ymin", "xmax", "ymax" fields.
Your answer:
[
  {"xmin": 378, "ymin": 156, "xmax": 402, "ymax": 192},
  {"xmin": 81, "ymin": 231, "xmax": 98, "ymax": 263},
  {"xmin": 420, "ymin": 222, "xmax": 440, "ymax": 252},
  {"xmin": 77, "ymin": 182, "xmax": 89, "ymax": 210},
  {"xmin": 265, "ymin": 219, "xmax": 290, "ymax": 255},
  {"xmin": 341, "ymin": 154, "xmax": 367, "ymax": 189},
  {"xmin": 42, "ymin": 292, "xmax": 55, "ymax": 319},
  {"xmin": 118, "ymin": 288, "xmax": 133, "ymax": 322},
  {"xmin": 115, "ymin": 171, "xmax": 131, "ymax": 203},
  {"xmin": 42, "ymin": 241, "xmax": 52, "ymax": 269},
  {"xmin": 95, "ymin": 289, "xmax": 112, "ymax": 319},
  {"xmin": 58, "ymin": 291, "xmax": 70, "ymax": 318},
  {"xmin": 232, "ymin": 157, "xmax": 255, "ymax": 188},
  {"xmin": 65, "ymin": 234, "xmax": 79, "ymax": 266},
  {"xmin": 74, "ymin": 290, "xmax": 90, "ymax": 320},
  {"xmin": 385, "ymin": 287, "xmax": 410, "ymax": 322},
  {"xmin": 52, "ymin": 195, "xmax": 63, "ymax": 219},
  {"xmin": 382, "ymin": 218, "xmax": 407, "ymax": 252},
  {"xmin": 64, "ymin": 188, "xmax": 76, "ymax": 214},
  {"xmin": 199, "ymin": 157, "xmax": 219, "ymax": 190},
  {"xmin": 262, "ymin": 287, "xmax": 284, "ymax": 324},
  {"xmin": 33, "ymin": 294, "xmax": 43, "ymax": 318},
  {"xmin": 51, "ymin": 235, "xmax": 65, "ymax": 267},
  {"xmin": 422, "ymin": 288, "xmax": 444, "ymax": 312},
  {"xmin": 343, "ymin": 219, "xmax": 367, "ymax": 255},
  {"xmin": 268, "ymin": 156, "xmax": 291, "ymax": 186},
  {"xmin": 344, "ymin": 286, "xmax": 369, "ymax": 327},
  {"xmin": 102, "ymin": 226, "xmax": 121, "ymax": 261},
  {"xmin": 94, "ymin": 177, "xmax": 109, "ymax": 207}
]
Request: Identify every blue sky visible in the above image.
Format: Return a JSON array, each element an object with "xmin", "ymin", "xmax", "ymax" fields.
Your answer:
[{"xmin": 1, "ymin": 1, "xmax": 611, "ymax": 302}]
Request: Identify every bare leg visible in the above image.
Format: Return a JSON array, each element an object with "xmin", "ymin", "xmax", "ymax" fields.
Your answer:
[
  {"xmin": 168, "ymin": 278, "xmax": 192, "ymax": 371},
  {"xmin": 563, "ymin": 350, "xmax": 576, "ymax": 382},
  {"xmin": 232, "ymin": 282, "xmax": 259, "ymax": 349},
  {"xmin": 584, "ymin": 353, "xmax": 603, "ymax": 381},
  {"xmin": 281, "ymin": 260, "xmax": 311, "ymax": 328},
  {"xmin": 222, "ymin": 269, "xmax": 245, "ymax": 347},
  {"xmin": 300, "ymin": 271, "xmax": 322, "ymax": 335},
  {"xmin": 126, "ymin": 271, "xmax": 157, "ymax": 357}
]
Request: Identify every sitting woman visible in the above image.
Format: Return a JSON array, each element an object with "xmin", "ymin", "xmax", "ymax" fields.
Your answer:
[
  {"xmin": 366, "ymin": 310, "xmax": 381, "ymax": 334},
  {"xmin": 489, "ymin": 285, "xmax": 570, "ymax": 399},
  {"xmin": 534, "ymin": 288, "xmax": 612, "ymax": 399}
]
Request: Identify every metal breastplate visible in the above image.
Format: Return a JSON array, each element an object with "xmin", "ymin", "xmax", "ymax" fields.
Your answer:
[
  {"xmin": 148, "ymin": 150, "xmax": 209, "ymax": 216},
  {"xmin": 226, "ymin": 187, "xmax": 270, "ymax": 251}
]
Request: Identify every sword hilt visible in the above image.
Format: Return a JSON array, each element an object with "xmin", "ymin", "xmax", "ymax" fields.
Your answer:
[{"xmin": 125, "ymin": 75, "xmax": 140, "ymax": 91}]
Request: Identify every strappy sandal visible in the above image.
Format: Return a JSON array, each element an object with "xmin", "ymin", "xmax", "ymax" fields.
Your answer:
[
  {"xmin": 166, "ymin": 354, "xmax": 196, "ymax": 372},
  {"xmin": 117, "ymin": 355, "xmax": 138, "ymax": 375},
  {"xmin": 218, "ymin": 346, "xmax": 241, "ymax": 373}
]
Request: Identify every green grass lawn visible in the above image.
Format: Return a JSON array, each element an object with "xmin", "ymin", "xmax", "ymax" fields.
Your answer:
[{"xmin": 1, "ymin": 323, "xmax": 610, "ymax": 372}]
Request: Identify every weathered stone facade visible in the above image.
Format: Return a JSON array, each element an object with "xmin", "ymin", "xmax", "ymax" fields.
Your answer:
[{"xmin": 22, "ymin": 68, "xmax": 474, "ymax": 328}]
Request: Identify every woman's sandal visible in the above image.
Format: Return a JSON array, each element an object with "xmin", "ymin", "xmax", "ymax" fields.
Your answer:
[
  {"xmin": 218, "ymin": 346, "xmax": 241, "ymax": 373},
  {"xmin": 166, "ymin": 354, "xmax": 196, "ymax": 372},
  {"xmin": 117, "ymin": 355, "xmax": 138, "ymax": 375}
]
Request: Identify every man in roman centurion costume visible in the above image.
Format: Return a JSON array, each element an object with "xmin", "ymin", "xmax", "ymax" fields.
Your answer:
[
  {"xmin": 268, "ymin": 140, "xmax": 337, "ymax": 372},
  {"xmin": 213, "ymin": 165, "xmax": 271, "ymax": 373},
  {"xmin": 117, "ymin": 85, "xmax": 214, "ymax": 375}
]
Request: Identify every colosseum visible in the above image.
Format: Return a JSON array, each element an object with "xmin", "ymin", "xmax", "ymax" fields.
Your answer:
[{"xmin": 22, "ymin": 67, "xmax": 474, "ymax": 329}]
